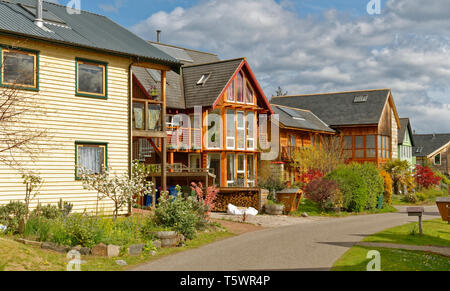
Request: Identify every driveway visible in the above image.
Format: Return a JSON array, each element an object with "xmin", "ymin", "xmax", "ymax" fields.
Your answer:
[{"xmin": 131, "ymin": 206, "xmax": 440, "ymax": 271}]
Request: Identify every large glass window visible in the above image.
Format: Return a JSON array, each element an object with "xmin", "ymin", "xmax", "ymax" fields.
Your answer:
[
  {"xmin": 207, "ymin": 109, "xmax": 221, "ymax": 149},
  {"xmin": 247, "ymin": 155, "xmax": 255, "ymax": 187},
  {"xmin": 227, "ymin": 153, "xmax": 235, "ymax": 187},
  {"xmin": 132, "ymin": 102, "xmax": 145, "ymax": 130},
  {"xmin": 75, "ymin": 142, "xmax": 107, "ymax": 179},
  {"xmin": 1, "ymin": 49, "xmax": 37, "ymax": 88},
  {"xmin": 207, "ymin": 154, "xmax": 221, "ymax": 185},
  {"xmin": 227, "ymin": 79, "xmax": 235, "ymax": 102},
  {"xmin": 226, "ymin": 110, "xmax": 235, "ymax": 149},
  {"xmin": 148, "ymin": 104, "xmax": 161, "ymax": 130},
  {"xmin": 189, "ymin": 154, "xmax": 201, "ymax": 169},
  {"xmin": 246, "ymin": 82, "xmax": 254, "ymax": 104},
  {"xmin": 355, "ymin": 136, "xmax": 364, "ymax": 158},
  {"xmin": 343, "ymin": 136, "xmax": 353, "ymax": 158},
  {"xmin": 246, "ymin": 112, "xmax": 255, "ymax": 150},
  {"xmin": 76, "ymin": 59, "xmax": 107, "ymax": 98},
  {"xmin": 236, "ymin": 72, "xmax": 244, "ymax": 103},
  {"xmin": 237, "ymin": 154, "xmax": 245, "ymax": 187},
  {"xmin": 366, "ymin": 135, "xmax": 376, "ymax": 158},
  {"xmin": 236, "ymin": 111, "xmax": 245, "ymax": 150}
]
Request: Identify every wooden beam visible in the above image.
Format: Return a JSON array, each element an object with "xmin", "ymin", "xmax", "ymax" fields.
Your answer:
[
  {"xmin": 133, "ymin": 130, "xmax": 167, "ymax": 138},
  {"xmin": 148, "ymin": 138, "xmax": 161, "ymax": 157},
  {"xmin": 161, "ymin": 70, "xmax": 167, "ymax": 193},
  {"xmin": 134, "ymin": 62, "xmax": 172, "ymax": 71}
]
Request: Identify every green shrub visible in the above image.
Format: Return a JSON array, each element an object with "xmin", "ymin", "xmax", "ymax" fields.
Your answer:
[
  {"xmin": 59, "ymin": 214, "xmax": 103, "ymax": 247},
  {"xmin": 0, "ymin": 201, "xmax": 26, "ymax": 234},
  {"xmin": 326, "ymin": 163, "xmax": 383, "ymax": 212},
  {"xmin": 31, "ymin": 204, "xmax": 61, "ymax": 220},
  {"xmin": 402, "ymin": 193, "xmax": 418, "ymax": 204},
  {"xmin": 304, "ymin": 178, "xmax": 341, "ymax": 211}
]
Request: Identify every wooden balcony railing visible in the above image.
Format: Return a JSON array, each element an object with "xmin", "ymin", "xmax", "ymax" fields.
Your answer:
[{"xmin": 167, "ymin": 126, "xmax": 202, "ymax": 151}]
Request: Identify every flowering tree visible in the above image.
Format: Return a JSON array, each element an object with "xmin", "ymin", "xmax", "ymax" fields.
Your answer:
[
  {"xmin": 414, "ymin": 165, "xmax": 441, "ymax": 189},
  {"xmin": 80, "ymin": 161, "xmax": 153, "ymax": 219},
  {"xmin": 190, "ymin": 182, "xmax": 218, "ymax": 217}
]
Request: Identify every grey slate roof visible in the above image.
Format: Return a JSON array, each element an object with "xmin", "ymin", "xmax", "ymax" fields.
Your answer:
[
  {"xmin": 272, "ymin": 105, "xmax": 335, "ymax": 133},
  {"xmin": 0, "ymin": 0, "xmax": 180, "ymax": 69},
  {"xmin": 182, "ymin": 58, "xmax": 244, "ymax": 108},
  {"xmin": 270, "ymin": 89, "xmax": 391, "ymax": 127},
  {"xmin": 133, "ymin": 43, "xmax": 220, "ymax": 109},
  {"xmin": 398, "ymin": 118, "xmax": 415, "ymax": 146},
  {"xmin": 413, "ymin": 134, "xmax": 450, "ymax": 157}
]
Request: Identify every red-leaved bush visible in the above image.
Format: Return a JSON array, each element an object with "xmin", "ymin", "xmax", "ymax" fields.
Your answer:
[
  {"xmin": 299, "ymin": 169, "xmax": 324, "ymax": 190},
  {"xmin": 304, "ymin": 178, "xmax": 341, "ymax": 211},
  {"xmin": 414, "ymin": 165, "xmax": 441, "ymax": 189},
  {"xmin": 190, "ymin": 182, "xmax": 218, "ymax": 217}
]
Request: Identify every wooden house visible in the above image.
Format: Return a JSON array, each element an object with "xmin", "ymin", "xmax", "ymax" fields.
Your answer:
[
  {"xmin": 413, "ymin": 134, "xmax": 450, "ymax": 175},
  {"xmin": 398, "ymin": 118, "xmax": 416, "ymax": 167},
  {"xmin": 271, "ymin": 89, "xmax": 402, "ymax": 166},
  {"xmin": 0, "ymin": 0, "xmax": 180, "ymax": 213},
  {"xmin": 132, "ymin": 42, "xmax": 273, "ymax": 210}
]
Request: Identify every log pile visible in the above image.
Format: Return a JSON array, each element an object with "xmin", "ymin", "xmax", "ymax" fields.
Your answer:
[{"xmin": 214, "ymin": 191, "xmax": 260, "ymax": 212}]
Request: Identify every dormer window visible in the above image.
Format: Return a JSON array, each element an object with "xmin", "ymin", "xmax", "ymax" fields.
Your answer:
[{"xmin": 197, "ymin": 73, "xmax": 210, "ymax": 85}]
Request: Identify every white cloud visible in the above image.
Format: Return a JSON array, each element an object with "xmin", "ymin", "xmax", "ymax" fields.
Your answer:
[{"xmin": 132, "ymin": 0, "xmax": 450, "ymax": 133}]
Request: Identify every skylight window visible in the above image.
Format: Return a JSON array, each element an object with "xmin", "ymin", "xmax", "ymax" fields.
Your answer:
[
  {"xmin": 415, "ymin": 147, "xmax": 423, "ymax": 153},
  {"xmin": 278, "ymin": 106, "xmax": 305, "ymax": 121},
  {"xmin": 197, "ymin": 73, "xmax": 211, "ymax": 85},
  {"xmin": 354, "ymin": 95, "xmax": 369, "ymax": 103}
]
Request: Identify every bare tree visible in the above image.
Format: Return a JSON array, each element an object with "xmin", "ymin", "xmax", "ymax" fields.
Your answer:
[{"xmin": 273, "ymin": 86, "xmax": 288, "ymax": 97}]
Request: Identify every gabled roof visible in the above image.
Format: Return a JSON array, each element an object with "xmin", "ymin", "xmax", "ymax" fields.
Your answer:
[
  {"xmin": 182, "ymin": 58, "xmax": 244, "ymax": 108},
  {"xmin": 413, "ymin": 134, "xmax": 450, "ymax": 157},
  {"xmin": 270, "ymin": 89, "xmax": 393, "ymax": 127},
  {"xmin": 398, "ymin": 118, "xmax": 415, "ymax": 146},
  {"xmin": 272, "ymin": 104, "xmax": 335, "ymax": 133},
  {"xmin": 133, "ymin": 42, "xmax": 220, "ymax": 109},
  {"xmin": 0, "ymin": 0, "xmax": 179, "ymax": 69}
]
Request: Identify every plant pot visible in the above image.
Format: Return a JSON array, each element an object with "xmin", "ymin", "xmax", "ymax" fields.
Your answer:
[
  {"xmin": 265, "ymin": 203, "xmax": 284, "ymax": 215},
  {"xmin": 155, "ymin": 231, "xmax": 178, "ymax": 248}
]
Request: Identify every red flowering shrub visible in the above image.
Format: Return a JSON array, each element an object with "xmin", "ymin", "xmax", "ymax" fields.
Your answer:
[
  {"xmin": 414, "ymin": 165, "xmax": 441, "ymax": 189},
  {"xmin": 190, "ymin": 182, "xmax": 218, "ymax": 217},
  {"xmin": 299, "ymin": 169, "xmax": 324, "ymax": 190}
]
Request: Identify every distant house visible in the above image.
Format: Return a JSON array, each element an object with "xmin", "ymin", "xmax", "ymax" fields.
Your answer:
[
  {"xmin": 0, "ymin": 0, "xmax": 180, "ymax": 213},
  {"xmin": 271, "ymin": 89, "xmax": 402, "ymax": 166},
  {"xmin": 271, "ymin": 104, "xmax": 335, "ymax": 185},
  {"xmin": 398, "ymin": 118, "xmax": 415, "ymax": 166},
  {"xmin": 413, "ymin": 134, "xmax": 450, "ymax": 175}
]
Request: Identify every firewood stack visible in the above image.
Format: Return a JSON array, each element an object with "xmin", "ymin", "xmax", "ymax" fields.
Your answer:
[{"xmin": 214, "ymin": 191, "xmax": 260, "ymax": 212}]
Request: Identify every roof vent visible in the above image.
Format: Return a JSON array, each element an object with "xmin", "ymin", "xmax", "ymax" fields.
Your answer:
[
  {"xmin": 354, "ymin": 94, "xmax": 369, "ymax": 103},
  {"xmin": 34, "ymin": 0, "xmax": 44, "ymax": 28}
]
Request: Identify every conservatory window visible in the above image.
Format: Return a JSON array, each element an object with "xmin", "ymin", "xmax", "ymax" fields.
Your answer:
[
  {"xmin": 246, "ymin": 112, "xmax": 255, "ymax": 150},
  {"xmin": 236, "ymin": 111, "xmax": 245, "ymax": 150},
  {"xmin": 236, "ymin": 72, "xmax": 244, "ymax": 103},
  {"xmin": 226, "ymin": 110, "xmax": 235, "ymax": 149}
]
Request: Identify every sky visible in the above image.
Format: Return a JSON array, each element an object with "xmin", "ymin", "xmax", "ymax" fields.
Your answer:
[{"xmin": 52, "ymin": 0, "xmax": 450, "ymax": 133}]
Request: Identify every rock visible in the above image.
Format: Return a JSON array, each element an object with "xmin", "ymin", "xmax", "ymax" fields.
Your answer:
[
  {"xmin": 116, "ymin": 260, "xmax": 127, "ymax": 266},
  {"xmin": 80, "ymin": 247, "xmax": 91, "ymax": 256},
  {"xmin": 41, "ymin": 242, "xmax": 70, "ymax": 253},
  {"xmin": 107, "ymin": 244, "xmax": 120, "ymax": 257},
  {"xmin": 301, "ymin": 212, "xmax": 309, "ymax": 218},
  {"xmin": 177, "ymin": 234, "xmax": 185, "ymax": 243},
  {"xmin": 15, "ymin": 238, "xmax": 42, "ymax": 248},
  {"xmin": 91, "ymin": 243, "xmax": 108, "ymax": 257},
  {"xmin": 150, "ymin": 251, "xmax": 157, "ymax": 256},
  {"xmin": 128, "ymin": 244, "xmax": 145, "ymax": 256}
]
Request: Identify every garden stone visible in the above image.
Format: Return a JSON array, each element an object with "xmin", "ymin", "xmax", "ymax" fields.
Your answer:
[
  {"xmin": 80, "ymin": 247, "xmax": 91, "ymax": 256},
  {"xmin": 41, "ymin": 242, "xmax": 70, "ymax": 253},
  {"xmin": 150, "ymin": 251, "xmax": 157, "ymax": 256},
  {"xmin": 301, "ymin": 212, "xmax": 309, "ymax": 218},
  {"xmin": 15, "ymin": 238, "xmax": 41, "ymax": 248},
  {"xmin": 107, "ymin": 244, "xmax": 120, "ymax": 257},
  {"xmin": 128, "ymin": 244, "xmax": 145, "ymax": 256},
  {"xmin": 177, "ymin": 234, "xmax": 185, "ymax": 243},
  {"xmin": 91, "ymin": 243, "xmax": 108, "ymax": 257},
  {"xmin": 116, "ymin": 260, "xmax": 127, "ymax": 266}
]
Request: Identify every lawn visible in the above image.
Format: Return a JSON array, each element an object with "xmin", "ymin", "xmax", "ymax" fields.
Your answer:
[
  {"xmin": 332, "ymin": 218, "xmax": 450, "ymax": 271},
  {"xmin": 0, "ymin": 229, "xmax": 233, "ymax": 271},
  {"xmin": 293, "ymin": 198, "xmax": 397, "ymax": 217},
  {"xmin": 392, "ymin": 188, "xmax": 449, "ymax": 206},
  {"xmin": 332, "ymin": 246, "xmax": 450, "ymax": 271}
]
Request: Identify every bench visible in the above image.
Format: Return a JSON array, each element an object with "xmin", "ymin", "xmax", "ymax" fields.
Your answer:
[{"xmin": 407, "ymin": 207, "xmax": 424, "ymax": 235}]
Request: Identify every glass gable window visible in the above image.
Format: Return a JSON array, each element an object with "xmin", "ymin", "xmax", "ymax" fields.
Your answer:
[
  {"xmin": 246, "ymin": 112, "xmax": 255, "ymax": 150},
  {"xmin": 246, "ymin": 82, "xmax": 254, "ymax": 104},
  {"xmin": 227, "ymin": 79, "xmax": 235, "ymax": 102},
  {"xmin": 76, "ymin": 59, "xmax": 107, "ymax": 98},
  {"xmin": 75, "ymin": 142, "xmax": 107, "ymax": 179},
  {"xmin": 236, "ymin": 111, "xmax": 245, "ymax": 150},
  {"xmin": 236, "ymin": 72, "xmax": 244, "ymax": 103},
  {"xmin": 247, "ymin": 155, "xmax": 255, "ymax": 187},
  {"xmin": 226, "ymin": 110, "xmax": 235, "ymax": 149},
  {"xmin": 1, "ymin": 49, "xmax": 37, "ymax": 89},
  {"xmin": 207, "ymin": 109, "xmax": 221, "ymax": 149}
]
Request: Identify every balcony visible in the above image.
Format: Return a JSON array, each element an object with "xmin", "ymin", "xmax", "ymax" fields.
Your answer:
[
  {"xmin": 167, "ymin": 126, "xmax": 202, "ymax": 151},
  {"xmin": 132, "ymin": 100, "xmax": 166, "ymax": 138}
]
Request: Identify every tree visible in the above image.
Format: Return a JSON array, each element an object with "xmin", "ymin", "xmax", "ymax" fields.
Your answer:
[
  {"xmin": 273, "ymin": 86, "xmax": 288, "ymax": 97},
  {"xmin": 292, "ymin": 136, "xmax": 346, "ymax": 175},
  {"xmin": 382, "ymin": 159, "xmax": 414, "ymax": 194}
]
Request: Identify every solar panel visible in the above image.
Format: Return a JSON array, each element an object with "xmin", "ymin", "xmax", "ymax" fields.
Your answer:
[
  {"xmin": 20, "ymin": 4, "xmax": 67, "ymax": 25},
  {"xmin": 278, "ymin": 106, "xmax": 305, "ymax": 121}
]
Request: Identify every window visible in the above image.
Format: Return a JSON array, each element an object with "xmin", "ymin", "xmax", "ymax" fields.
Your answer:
[
  {"xmin": 378, "ymin": 135, "xmax": 390, "ymax": 159},
  {"xmin": 76, "ymin": 58, "xmax": 107, "ymax": 98},
  {"xmin": 236, "ymin": 111, "xmax": 245, "ymax": 150},
  {"xmin": 207, "ymin": 109, "xmax": 221, "ymax": 149},
  {"xmin": 246, "ymin": 82, "xmax": 254, "ymax": 104},
  {"xmin": 197, "ymin": 73, "xmax": 210, "ymax": 85},
  {"xmin": 246, "ymin": 112, "xmax": 255, "ymax": 150},
  {"xmin": 343, "ymin": 136, "xmax": 353, "ymax": 158},
  {"xmin": 227, "ymin": 153, "xmax": 235, "ymax": 187},
  {"xmin": 355, "ymin": 136, "xmax": 364, "ymax": 158},
  {"xmin": 133, "ymin": 102, "xmax": 145, "ymax": 130},
  {"xmin": 378, "ymin": 135, "xmax": 383, "ymax": 158},
  {"xmin": 353, "ymin": 95, "xmax": 368, "ymax": 103},
  {"xmin": 148, "ymin": 104, "xmax": 161, "ymax": 130},
  {"xmin": 434, "ymin": 153, "xmax": 441, "ymax": 165},
  {"xmin": 366, "ymin": 135, "xmax": 376, "ymax": 158},
  {"xmin": 1, "ymin": 48, "xmax": 38, "ymax": 89},
  {"xmin": 236, "ymin": 72, "xmax": 244, "ymax": 103},
  {"xmin": 207, "ymin": 154, "xmax": 221, "ymax": 185},
  {"xmin": 226, "ymin": 110, "xmax": 235, "ymax": 149},
  {"xmin": 237, "ymin": 154, "xmax": 245, "ymax": 187},
  {"xmin": 227, "ymin": 79, "xmax": 235, "ymax": 102},
  {"xmin": 247, "ymin": 155, "xmax": 255, "ymax": 187},
  {"xmin": 75, "ymin": 142, "xmax": 107, "ymax": 179}
]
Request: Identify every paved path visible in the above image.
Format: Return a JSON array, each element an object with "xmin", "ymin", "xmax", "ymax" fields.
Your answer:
[{"xmin": 132, "ymin": 206, "xmax": 441, "ymax": 271}]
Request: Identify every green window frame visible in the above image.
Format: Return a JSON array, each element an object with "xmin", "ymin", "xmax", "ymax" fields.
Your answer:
[
  {"xmin": 0, "ymin": 45, "xmax": 39, "ymax": 91},
  {"xmin": 75, "ymin": 141, "xmax": 108, "ymax": 180},
  {"xmin": 75, "ymin": 58, "xmax": 108, "ymax": 99},
  {"xmin": 434, "ymin": 153, "xmax": 441, "ymax": 165}
]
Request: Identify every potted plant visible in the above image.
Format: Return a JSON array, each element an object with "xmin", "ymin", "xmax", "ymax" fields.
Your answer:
[
  {"xmin": 148, "ymin": 86, "xmax": 159, "ymax": 97},
  {"xmin": 264, "ymin": 199, "xmax": 285, "ymax": 215}
]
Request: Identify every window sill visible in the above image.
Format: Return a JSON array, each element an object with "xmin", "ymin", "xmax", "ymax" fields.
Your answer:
[
  {"xmin": 76, "ymin": 93, "xmax": 108, "ymax": 100},
  {"xmin": 0, "ymin": 84, "xmax": 39, "ymax": 92}
]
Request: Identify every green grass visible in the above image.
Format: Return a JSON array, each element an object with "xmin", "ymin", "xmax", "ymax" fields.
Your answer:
[
  {"xmin": 363, "ymin": 219, "xmax": 450, "ymax": 247},
  {"xmin": 332, "ymin": 246, "xmax": 450, "ymax": 271},
  {"xmin": 0, "ymin": 229, "xmax": 233, "ymax": 271},
  {"xmin": 392, "ymin": 188, "xmax": 449, "ymax": 206},
  {"xmin": 293, "ymin": 198, "xmax": 397, "ymax": 217}
]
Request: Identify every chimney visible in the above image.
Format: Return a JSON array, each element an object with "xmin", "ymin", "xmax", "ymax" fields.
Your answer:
[
  {"xmin": 34, "ymin": 0, "xmax": 44, "ymax": 28},
  {"xmin": 156, "ymin": 30, "xmax": 161, "ymax": 43}
]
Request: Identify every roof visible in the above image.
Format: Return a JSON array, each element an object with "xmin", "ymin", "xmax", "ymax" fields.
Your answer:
[
  {"xmin": 0, "ymin": 0, "xmax": 180, "ymax": 69},
  {"xmin": 272, "ymin": 104, "xmax": 335, "ymax": 133},
  {"xmin": 270, "ymin": 89, "xmax": 392, "ymax": 127},
  {"xmin": 133, "ymin": 42, "xmax": 220, "ymax": 109},
  {"xmin": 398, "ymin": 118, "xmax": 415, "ymax": 146},
  {"xmin": 412, "ymin": 134, "xmax": 450, "ymax": 157},
  {"xmin": 182, "ymin": 58, "xmax": 244, "ymax": 108}
]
